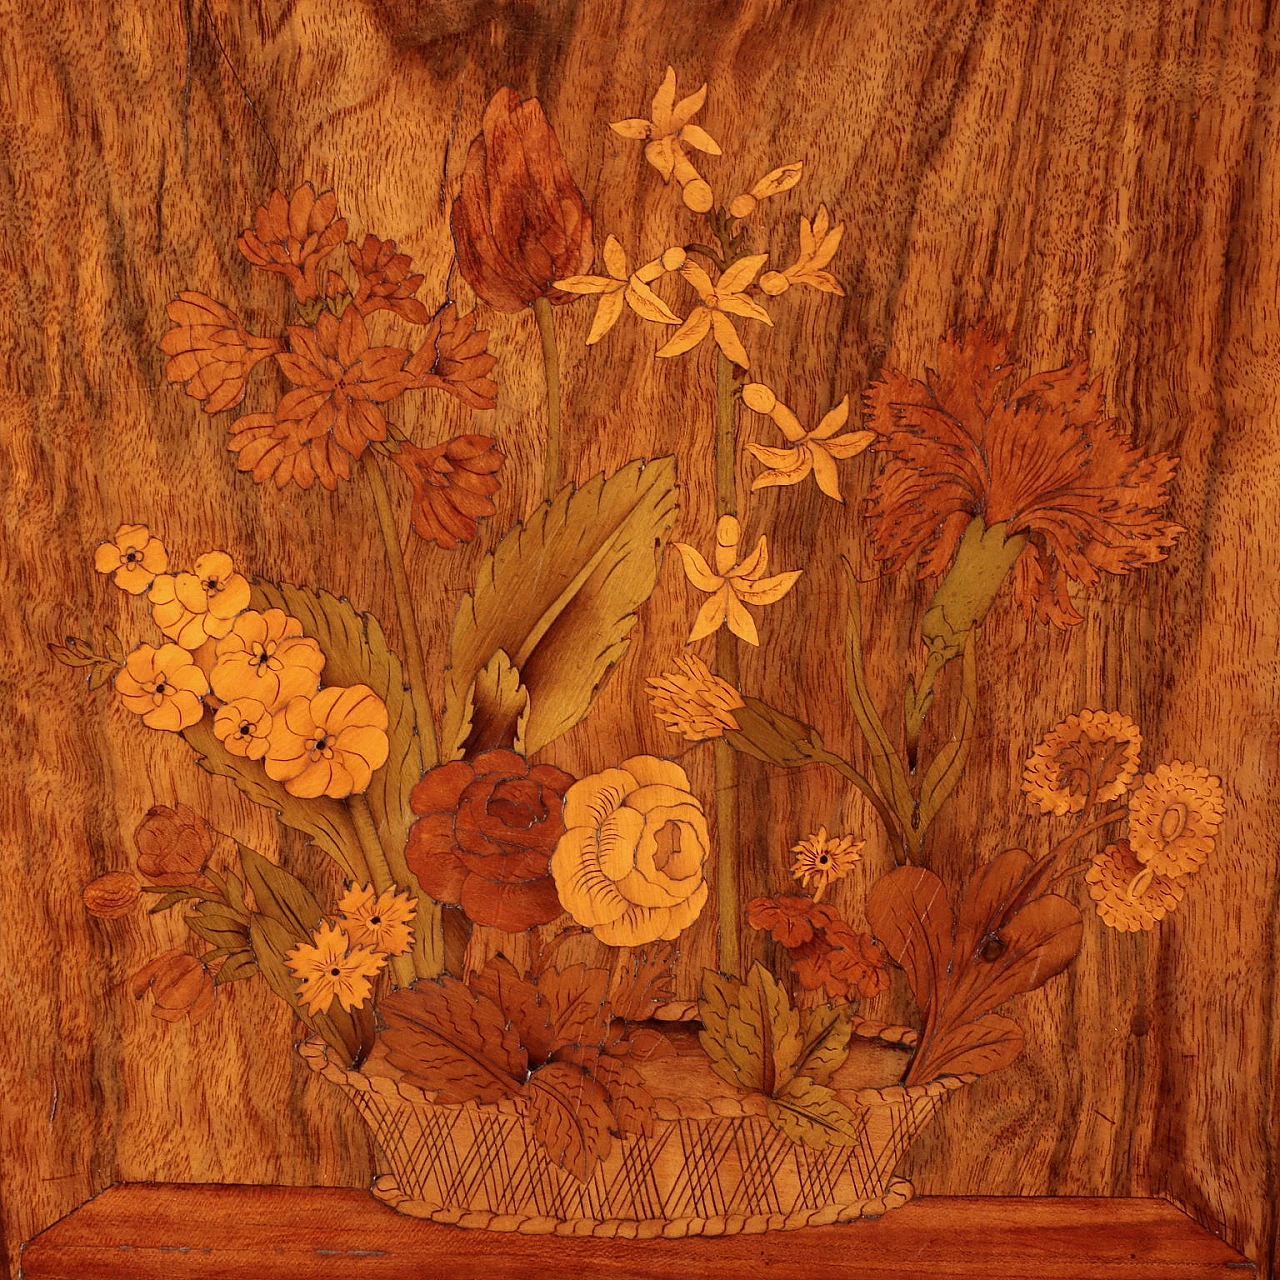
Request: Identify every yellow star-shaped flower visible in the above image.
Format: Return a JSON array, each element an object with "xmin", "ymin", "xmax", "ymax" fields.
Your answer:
[
  {"xmin": 656, "ymin": 256, "xmax": 772, "ymax": 369},
  {"xmin": 759, "ymin": 205, "xmax": 845, "ymax": 296},
  {"xmin": 610, "ymin": 67, "xmax": 722, "ymax": 212},
  {"xmin": 742, "ymin": 382, "xmax": 874, "ymax": 502},
  {"xmin": 674, "ymin": 515, "xmax": 801, "ymax": 645},
  {"xmin": 555, "ymin": 236, "xmax": 685, "ymax": 344}
]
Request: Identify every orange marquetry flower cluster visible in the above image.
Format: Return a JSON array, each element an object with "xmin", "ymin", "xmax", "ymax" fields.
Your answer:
[
  {"xmin": 1023, "ymin": 711, "xmax": 1225, "ymax": 931},
  {"xmin": 284, "ymin": 883, "xmax": 418, "ymax": 1015},
  {"xmin": 95, "ymin": 524, "xmax": 389, "ymax": 800},
  {"xmin": 162, "ymin": 184, "xmax": 504, "ymax": 550}
]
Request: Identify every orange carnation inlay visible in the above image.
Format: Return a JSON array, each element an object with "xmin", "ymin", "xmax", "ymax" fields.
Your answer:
[
  {"xmin": 1127, "ymin": 762, "xmax": 1225, "ymax": 878},
  {"xmin": 1022, "ymin": 710, "xmax": 1142, "ymax": 816},
  {"xmin": 391, "ymin": 435, "xmax": 505, "ymax": 549},
  {"xmin": 1085, "ymin": 841, "xmax": 1184, "ymax": 932},
  {"xmin": 865, "ymin": 325, "xmax": 1184, "ymax": 627}
]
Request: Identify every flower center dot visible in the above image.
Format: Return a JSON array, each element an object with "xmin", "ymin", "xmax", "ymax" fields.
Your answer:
[{"xmin": 329, "ymin": 967, "xmax": 341, "ymax": 977}]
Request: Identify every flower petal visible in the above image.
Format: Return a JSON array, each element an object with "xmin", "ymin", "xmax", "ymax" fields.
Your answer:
[
  {"xmin": 673, "ymin": 542, "xmax": 722, "ymax": 592},
  {"xmin": 678, "ymin": 123, "xmax": 721, "ymax": 155},
  {"xmin": 677, "ymin": 261, "xmax": 716, "ymax": 301},
  {"xmin": 717, "ymin": 254, "xmax": 770, "ymax": 296},
  {"xmin": 735, "ymin": 569, "xmax": 802, "ymax": 605},
  {"xmin": 724, "ymin": 593, "xmax": 760, "ymax": 645},
  {"xmin": 708, "ymin": 311, "xmax": 749, "ymax": 368},
  {"xmin": 609, "ymin": 118, "xmax": 652, "ymax": 140},
  {"xmin": 687, "ymin": 589, "xmax": 729, "ymax": 642},
  {"xmin": 810, "ymin": 395, "xmax": 850, "ymax": 440},
  {"xmin": 602, "ymin": 234, "xmax": 628, "ymax": 280},
  {"xmin": 651, "ymin": 67, "xmax": 679, "ymax": 133},
  {"xmin": 655, "ymin": 307, "xmax": 711, "ymax": 359},
  {"xmin": 554, "ymin": 275, "xmax": 617, "ymax": 295},
  {"xmin": 585, "ymin": 291, "xmax": 626, "ymax": 346},
  {"xmin": 809, "ymin": 444, "xmax": 844, "ymax": 501},
  {"xmin": 717, "ymin": 293, "xmax": 774, "ymax": 326},
  {"xmin": 624, "ymin": 279, "xmax": 681, "ymax": 325}
]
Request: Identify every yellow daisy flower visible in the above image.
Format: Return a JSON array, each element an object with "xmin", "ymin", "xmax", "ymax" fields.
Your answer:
[
  {"xmin": 674, "ymin": 515, "xmax": 801, "ymax": 646},
  {"xmin": 94, "ymin": 523, "xmax": 168, "ymax": 595},
  {"xmin": 284, "ymin": 922, "xmax": 385, "ymax": 1015},
  {"xmin": 335, "ymin": 883, "xmax": 418, "ymax": 957},
  {"xmin": 790, "ymin": 827, "xmax": 865, "ymax": 901}
]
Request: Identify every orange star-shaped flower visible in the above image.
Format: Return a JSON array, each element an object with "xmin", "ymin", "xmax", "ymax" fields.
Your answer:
[
  {"xmin": 742, "ymin": 383, "xmax": 874, "ymax": 501},
  {"xmin": 674, "ymin": 515, "xmax": 801, "ymax": 645},
  {"xmin": 656, "ymin": 256, "xmax": 772, "ymax": 369},
  {"xmin": 610, "ymin": 67, "xmax": 722, "ymax": 212}
]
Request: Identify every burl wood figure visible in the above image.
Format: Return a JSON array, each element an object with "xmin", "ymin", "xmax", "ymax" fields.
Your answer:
[{"xmin": 6, "ymin": 3, "xmax": 1275, "ymax": 1278}]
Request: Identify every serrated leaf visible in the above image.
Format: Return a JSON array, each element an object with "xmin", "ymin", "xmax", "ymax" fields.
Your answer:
[
  {"xmin": 919, "ymin": 1012, "xmax": 1024, "ymax": 1079},
  {"xmin": 248, "ymin": 915, "xmax": 374, "ymax": 1068},
  {"xmin": 609, "ymin": 943, "xmax": 676, "ymax": 1022},
  {"xmin": 380, "ymin": 978, "xmax": 528, "ymax": 1103},
  {"xmin": 526, "ymin": 1061, "xmax": 615, "ymax": 1181},
  {"xmin": 766, "ymin": 1075, "xmax": 861, "ymax": 1149},
  {"xmin": 697, "ymin": 963, "xmax": 803, "ymax": 1096},
  {"xmin": 441, "ymin": 458, "xmax": 679, "ymax": 758},
  {"xmin": 797, "ymin": 1004, "xmax": 853, "ymax": 1086},
  {"xmin": 184, "ymin": 715, "xmax": 363, "ymax": 882},
  {"xmin": 458, "ymin": 649, "xmax": 530, "ymax": 757},
  {"xmin": 469, "ymin": 955, "xmax": 556, "ymax": 1067},
  {"xmin": 238, "ymin": 845, "xmax": 323, "ymax": 941}
]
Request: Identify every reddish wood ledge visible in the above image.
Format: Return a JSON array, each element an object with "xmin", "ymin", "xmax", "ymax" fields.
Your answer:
[{"xmin": 18, "ymin": 1184, "xmax": 1255, "ymax": 1279}]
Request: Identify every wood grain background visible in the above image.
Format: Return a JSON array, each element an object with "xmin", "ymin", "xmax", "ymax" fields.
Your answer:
[{"xmin": 2, "ymin": 0, "xmax": 1276, "ymax": 1275}]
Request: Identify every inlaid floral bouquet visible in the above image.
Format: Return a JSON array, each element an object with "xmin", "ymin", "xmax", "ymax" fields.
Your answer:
[{"xmin": 58, "ymin": 67, "xmax": 1226, "ymax": 1177}]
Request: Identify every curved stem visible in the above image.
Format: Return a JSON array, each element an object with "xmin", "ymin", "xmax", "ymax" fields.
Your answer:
[
  {"xmin": 365, "ymin": 456, "xmax": 438, "ymax": 770},
  {"xmin": 712, "ymin": 350, "xmax": 741, "ymax": 976},
  {"xmin": 347, "ymin": 793, "xmax": 415, "ymax": 989},
  {"xmin": 533, "ymin": 296, "xmax": 562, "ymax": 503},
  {"xmin": 1047, "ymin": 806, "xmax": 1129, "ymax": 863},
  {"xmin": 809, "ymin": 747, "xmax": 907, "ymax": 865}
]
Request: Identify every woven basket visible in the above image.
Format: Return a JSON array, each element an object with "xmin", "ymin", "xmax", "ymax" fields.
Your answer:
[{"xmin": 302, "ymin": 1011, "xmax": 966, "ymax": 1238}]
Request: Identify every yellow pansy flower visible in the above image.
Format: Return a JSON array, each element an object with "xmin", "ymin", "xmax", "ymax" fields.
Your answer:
[
  {"xmin": 674, "ymin": 515, "xmax": 801, "ymax": 645},
  {"xmin": 550, "ymin": 755, "xmax": 709, "ymax": 947},
  {"xmin": 284, "ymin": 921, "xmax": 385, "ymax": 1015},
  {"xmin": 115, "ymin": 643, "xmax": 208, "ymax": 731},
  {"xmin": 94, "ymin": 524, "xmax": 168, "ymax": 595},
  {"xmin": 759, "ymin": 205, "xmax": 845, "ymax": 296},
  {"xmin": 149, "ymin": 552, "xmax": 252, "ymax": 649},
  {"xmin": 609, "ymin": 66, "xmax": 721, "ymax": 212},
  {"xmin": 656, "ymin": 256, "xmax": 772, "ymax": 369},
  {"xmin": 264, "ymin": 684, "xmax": 390, "ymax": 799},
  {"xmin": 212, "ymin": 696, "xmax": 274, "ymax": 760},
  {"xmin": 742, "ymin": 382, "xmax": 874, "ymax": 502},
  {"xmin": 553, "ymin": 236, "xmax": 684, "ymax": 344},
  {"xmin": 210, "ymin": 608, "xmax": 324, "ymax": 712}
]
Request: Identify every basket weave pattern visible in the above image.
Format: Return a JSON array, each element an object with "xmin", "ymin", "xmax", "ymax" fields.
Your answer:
[{"xmin": 302, "ymin": 1019, "xmax": 964, "ymax": 1237}]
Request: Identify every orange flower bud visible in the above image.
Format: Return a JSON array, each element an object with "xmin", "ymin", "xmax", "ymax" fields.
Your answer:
[
  {"xmin": 134, "ymin": 803, "xmax": 214, "ymax": 886},
  {"xmin": 82, "ymin": 871, "xmax": 141, "ymax": 919},
  {"xmin": 131, "ymin": 950, "xmax": 216, "ymax": 1022}
]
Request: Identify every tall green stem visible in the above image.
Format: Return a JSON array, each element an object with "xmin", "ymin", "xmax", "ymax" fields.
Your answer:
[
  {"xmin": 533, "ymin": 296, "xmax": 562, "ymax": 503},
  {"xmin": 365, "ymin": 456, "xmax": 438, "ymax": 771},
  {"xmin": 348, "ymin": 793, "xmax": 416, "ymax": 989},
  {"xmin": 713, "ymin": 350, "xmax": 741, "ymax": 976}
]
